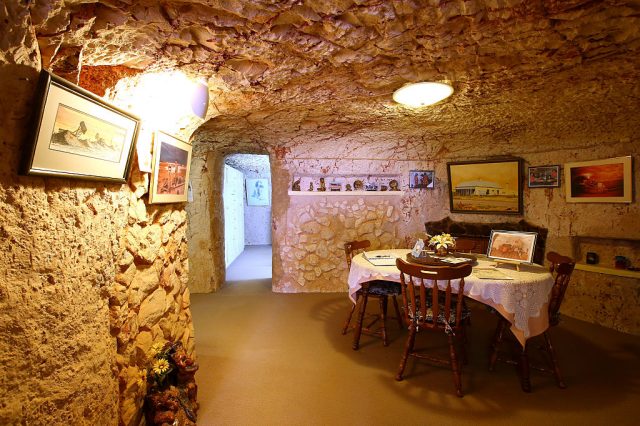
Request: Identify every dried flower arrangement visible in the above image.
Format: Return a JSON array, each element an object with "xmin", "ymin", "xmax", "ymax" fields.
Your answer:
[{"xmin": 144, "ymin": 341, "xmax": 199, "ymax": 426}]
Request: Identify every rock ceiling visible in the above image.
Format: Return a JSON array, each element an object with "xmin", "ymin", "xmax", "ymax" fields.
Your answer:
[{"xmin": 31, "ymin": 0, "xmax": 640, "ymax": 156}]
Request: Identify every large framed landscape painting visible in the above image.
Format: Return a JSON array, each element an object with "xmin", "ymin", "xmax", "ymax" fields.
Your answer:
[
  {"xmin": 149, "ymin": 132, "xmax": 192, "ymax": 204},
  {"xmin": 24, "ymin": 70, "xmax": 139, "ymax": 182},
  {"xmin": 447, "ymin": 159, "xmax": 523, "ymax": 214},
  {"xmin": 565, "ymin": 156, "xmax": 632, "ymax": 203}
]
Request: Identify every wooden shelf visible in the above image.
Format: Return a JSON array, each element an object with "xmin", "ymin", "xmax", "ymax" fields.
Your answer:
[
  {"xmin": 288, "ymin": 191, "xmax": 403, "ymax": 197},
  {"xmin": 575, "ymin": 263, "xmax": 640, "ymax": 279}
]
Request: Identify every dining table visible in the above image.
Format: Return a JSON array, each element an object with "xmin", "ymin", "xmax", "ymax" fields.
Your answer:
[{"xmin": 347, "ymin": 248, "xmax": 555, "ymax": 347}]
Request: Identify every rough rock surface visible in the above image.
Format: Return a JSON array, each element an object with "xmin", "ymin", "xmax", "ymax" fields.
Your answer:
[
  {"xmin": 1, "ymin": 3, "xmax": 196, "ymax": 425},
  {"xmin": 1, "ymin": 2, "xmax": 640, "ymax": 425}
]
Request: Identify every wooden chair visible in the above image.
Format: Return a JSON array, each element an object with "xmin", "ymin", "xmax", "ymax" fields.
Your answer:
[
  {"xmin": 395, "ymin": 259, "xmax": 473, "ymax": 397},
  {"xmin": 342, "ymin": 240, "xmax": 403, "ymax": 350},
  {"xmin": 488, "ymin": 251, "xmax": 576, "ymax": 392}
]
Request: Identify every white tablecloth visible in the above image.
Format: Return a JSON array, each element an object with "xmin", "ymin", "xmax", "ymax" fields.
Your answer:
[{"xmin": 347, "ymin": 249, "xmax": 554, "ymax": 346}]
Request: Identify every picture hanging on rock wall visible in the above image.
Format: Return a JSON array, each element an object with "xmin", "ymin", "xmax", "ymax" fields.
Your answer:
[
  {"xmin": 24, "ymin": 70, "xmax": 139, "ymax": 182},
  {"xmin": 246, "ymin": 178, "xmax": 270, "ymax": 206},
  {"xmin": 149, "ymin": 132, "xmax": 192, "ymax": 204},
  {"xmin": 447, "ymin": 159, "xmax": 523, "ymax": 214},
  {"xmin": 565, "ymin": 156, "xmax": 632, "ymax": 203}
]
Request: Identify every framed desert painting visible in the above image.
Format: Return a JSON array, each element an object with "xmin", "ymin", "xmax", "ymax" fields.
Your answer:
[
  {"xmin": 149, "ymin": 132, "xmax": 192, "ymax": 204},
  {"xmin": 528, "ymin": 165, "xmax": 560, "ymax": 188},
  {"xmin": 24, "ymin": 70, "xmax": 139, "ymax": 182},
  {"xmin": 447, "ymin": 159, "xmax": 523, "ymax": 214},
  {"xmin": 565, "ymin": 156, "xmax": 633, "ymax": 203},
  {"xmin": 487, "ymin": 230, "xmax": 537, "ymax": 264}
]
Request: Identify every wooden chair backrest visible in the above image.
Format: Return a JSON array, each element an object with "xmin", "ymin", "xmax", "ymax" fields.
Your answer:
[
  {"xmin": 344, "ymin": 240, "xmax": 371, "ymax": 269},
  {"xmin": 546, "ymin": 251, "xmax": 576, "ymax": 325},
  {"xmin": 396, "ymin": 259, "xmax": 472, "ymax": 332}
]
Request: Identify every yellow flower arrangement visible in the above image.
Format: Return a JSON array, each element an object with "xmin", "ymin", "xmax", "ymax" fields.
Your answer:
[{"xmin": 429, "ymin": 233, "xmax": 455, "ymax": 250}]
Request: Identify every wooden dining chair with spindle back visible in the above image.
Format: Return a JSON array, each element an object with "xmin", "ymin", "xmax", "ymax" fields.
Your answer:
[
  {"xmin": 488, "ymin": 251, "xmax": 576, "ymax": 391},
  {"xmin": 342, "ymin": 240, "xmax": 403, "ymax": 349},
  {"xmin": 395, "ymin": 259, "xmax": 473, "ymax": 397}
]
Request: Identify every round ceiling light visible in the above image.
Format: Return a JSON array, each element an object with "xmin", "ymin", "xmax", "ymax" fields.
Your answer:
[{"xmin": 392, "ymin": 81, "xmax": 454, "ymax": 108}]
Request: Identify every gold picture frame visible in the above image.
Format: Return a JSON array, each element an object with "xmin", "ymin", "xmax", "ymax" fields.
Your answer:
[
  {"xmin": 564, "ymin": 156, "xmax": 633, "ymax": 203},
  {"xmin": 149, "ymin": 132, "xmax": 192, "ymax": 204},
  {"xmin": 447, "ymin": 159, "xmax": 523, "ymax": 214}
]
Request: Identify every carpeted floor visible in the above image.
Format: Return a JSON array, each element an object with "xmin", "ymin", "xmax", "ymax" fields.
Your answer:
[{"xmin": 191, "ymin": 246, "xmax": 640, "ymax": 425}]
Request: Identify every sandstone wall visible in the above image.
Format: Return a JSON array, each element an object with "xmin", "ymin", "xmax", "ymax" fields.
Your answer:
[{"xmin": 1, "ymin": 4, "xmax": 196, "ymax": 425}]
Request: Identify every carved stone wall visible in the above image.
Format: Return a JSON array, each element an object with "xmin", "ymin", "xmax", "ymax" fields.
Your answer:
[{"xmin": 0, "ymin": 4, "xmax": 197, "ymax": 425}]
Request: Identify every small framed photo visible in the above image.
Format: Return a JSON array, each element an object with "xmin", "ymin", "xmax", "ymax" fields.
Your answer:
[
  {"xmin": 409, "ymin": 170, "xmax": 434, "ymax": 189},
  {"xmin": 149, "ymin": 132, "xmax": 192, "ymax": 204},
  {"xmin": 24, "ymin": 70, "xmax": 139, "ymax": 182},
  {"xmin": 528, "ymin": 165, "xmax": 560, "ymax": 188},
  {"xmin": 246, "ymin": 178, "xmax": 270, "ymax": 206},
  {"xmin": 447, "ymin": 159, "xmax": 522, "ymax": 214},
  {"xmin": 487, "ymin": 230, "xmax": 538, "ymax": 264},
  {"xmin": 565, "ymin": 156, "xmax": 633, "ymax": 203}
]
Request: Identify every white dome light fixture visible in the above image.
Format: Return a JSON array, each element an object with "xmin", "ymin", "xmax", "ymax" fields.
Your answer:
[{"xmin": 392, "ymin": 81, "xmax": 454, "ymax": 108}]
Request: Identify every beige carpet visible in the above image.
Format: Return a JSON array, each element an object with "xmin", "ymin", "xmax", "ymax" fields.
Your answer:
[{"xmin": 191, "ymin": 248, "xmax": 640, "ymax": 426}]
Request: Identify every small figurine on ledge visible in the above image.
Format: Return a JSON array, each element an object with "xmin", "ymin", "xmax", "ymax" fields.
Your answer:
[
  {"xmin": 291, "ymin": 178, "xmax": 301, "ymax": 191},
  {"xmin": 345, "ymin": 184, "xmax": 352, "ymax": 191},
  {"xmin": 308, "ymin": 181, "xmax": 314, "ymax": 191},
  {"xmin": 318, "ymin": 177, "xmax": 326, "ymax": 191}
]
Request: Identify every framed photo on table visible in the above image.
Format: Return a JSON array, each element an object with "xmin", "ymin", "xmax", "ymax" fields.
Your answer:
[
  {"xmin": 564, "ymin": 156, "xmax": 632, "ymax": 203},
  {"xmin": 149, "ymin": 132, "xmax": 192, "ymax": 204},
  {"xmin": 487, "ymin": 230, "xmax": 537, "ymax": 264},
  {"xmin": 447, "ymin": 159, "xmax": 523, "ymax": 214},
  {"xmin": 24, "ymin": 70, "xmax": 139, "ymax": 182},
  {"xmin": 528, "ymin": 165, "xmax": 560, "ymax": 188}
]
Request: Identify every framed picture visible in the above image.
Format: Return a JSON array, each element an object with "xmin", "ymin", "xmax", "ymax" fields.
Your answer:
[
  {"xmin": 149, "ymin": 132, "xmax": 192, "ymax": 204},
  {"xmin": 565, "ymin": 156, "xmax": 633, "ymax": 203},
  {"xmin": 487, "ymin": 230, "xmax": 537, "ymax": 264},
  {"xmin": 528, "ymin": 165, "xmax": 560, "ymax": 188},
  {"xmin": 447, "ymin": 159, "xmax": 523, "ymax": 214},
  {"xmin": 246, "ymin": 178, "xmax": 270, "ymax": 206},
  {"xmin": 409, "ymin": 170, "xmax": 434, "ymax": 189},
  {"xmin": 24, "ymin": 70, "xmax": 139, "ymax": 182}
]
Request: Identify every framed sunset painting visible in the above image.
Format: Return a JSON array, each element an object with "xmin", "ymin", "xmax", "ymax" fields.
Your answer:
[{"xmin": 565, "ymin": 156, "xmax": 632, "ymax": 203}]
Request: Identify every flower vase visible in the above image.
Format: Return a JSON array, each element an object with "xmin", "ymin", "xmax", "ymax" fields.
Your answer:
[{"xmin": 436, "ymin": 246, "xmax": 448, "ymax": 256}]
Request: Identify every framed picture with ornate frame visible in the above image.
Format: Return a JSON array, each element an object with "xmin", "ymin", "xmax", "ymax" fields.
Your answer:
[
  {"xmin": 528, "ymin": 165, "xmax": 560, "ymax": 188},
  {"xmin": 149, "ymin": 132, "xmax": 192, "ymax": 204},
  {"xmin": 447, "ymin": 159, "xmax": 523, "ymax": 214},
  {"xmin": 565, "ymin": 156, "xmax": 633, "ymax": 203},
  {"xmin": 24, "ymin": 70, "xmax": 139, "ymax": 182}
]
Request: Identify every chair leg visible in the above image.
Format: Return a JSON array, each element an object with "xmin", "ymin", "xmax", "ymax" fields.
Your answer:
[
  {"xmin": 342, "ymin": 296, "xmax": 358, "ymax": 335},
  {"xmin": 396, "ymin": 324, "xmax": 416, "ymax": 381},
  {"xmin": 352, "ymin": 290, "xmax": 369, "ymax": 350},
  {"xmin": 380, "ymin": 296, "xmax": 389, "ymax": 346},
  {"xmin": 448, "ymin": 334, "xmax": 464, "ymax": 397},
  {"xmin": 518, "ymin": 344, "xmax": 532, "ymax": 393},
  {"xmin": 543, "ymin": 331, "xmax": 566, "ymax": 389},
  {"xmin": 489, "ymin": 318, "xmax": 508, "ymax": 371},
  {"xmin": 392, "ymin": 296, "xmax": 403, "ymax": 329}
]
